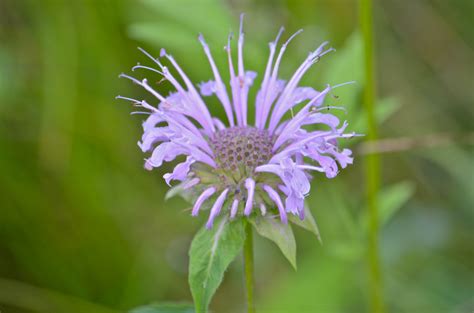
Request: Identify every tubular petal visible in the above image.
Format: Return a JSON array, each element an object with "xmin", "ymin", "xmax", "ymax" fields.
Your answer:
[
  {"xmin": 263, "ymin": 185, "xmax": 288, "ymax": 224},
  {"xmin": 244, "ymin": 178, "xmax": 256, "ymax": 215},
  {"xmin": 192, "ymin": 187, "xmax": 217, "ymax": 216},
  {"xmin": 230, "ymin": 199, "xmax": 239, "ymax": 219},
  {"xmin": 206, "ymin": 189, "xmax": 230, "ymax": 229}
]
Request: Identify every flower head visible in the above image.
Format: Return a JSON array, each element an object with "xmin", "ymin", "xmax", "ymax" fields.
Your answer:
[{"xmin": 118, "ymin": 15, "xmax": 356, "ymax": 228}]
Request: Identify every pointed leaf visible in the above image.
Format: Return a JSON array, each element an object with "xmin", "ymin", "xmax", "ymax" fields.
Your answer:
[
  {"xmin": 129, "ymin": 303, "xmax": 194, "ymax": 313},
  {"xmin": 189, "ymin": 217, "xmax": 245, "ymax": 313},
  {"xmin": 250, "ymin": 216, "xmax": 297, "ymax": 269},
  {"xmin": 288, "ymin": 204, "xmax": 322, "ymax": 243}
]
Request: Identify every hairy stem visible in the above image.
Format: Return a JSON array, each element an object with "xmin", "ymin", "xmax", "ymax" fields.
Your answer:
[
  {"xmin": 244, "ymin": 222, "xmax": 256, "ymax": 313},
  {"xmin": 360, "ymin": 0, "xmax": 385, "ymax": 312}
]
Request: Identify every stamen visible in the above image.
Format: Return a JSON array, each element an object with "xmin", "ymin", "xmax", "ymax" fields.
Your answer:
[
  {"xmin": 283, "ymin": 29, "xmax": 303, "ymax": 48},
  {"xmin": 132, "ymin": 64, "xmax": 164, "ymax": 75},
  {"xmin": 137, "ymin": 47, "xmax": 164, "ymax": 68},
  {"xmin": 116, "ymin": 95, "xmax": 141, "ymax": 103},
  {"xmin": 333, "ymin": 81, "xmax": 356, "ymax": 89},
  {"xmin": 315, "ymin": 106, "xmax": 348, "ymax": 114},
  {"xmin": 119, "ymin": 73, "xmax": 141, "ymax": 85}
]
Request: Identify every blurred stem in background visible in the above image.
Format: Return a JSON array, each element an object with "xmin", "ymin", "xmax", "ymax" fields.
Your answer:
[
  {"xmin": 244, "ymin": 222, "xmax": 256, "ymax": 313},
  {"xmin": 360, "ymin": 0, "xmax": 385, "ymax": 312}
]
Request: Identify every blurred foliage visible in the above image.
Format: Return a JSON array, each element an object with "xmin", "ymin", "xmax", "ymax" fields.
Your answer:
[
  {"xmin": 188, "ymin": 218, "xmax": 245, "ymax": 313},
  {"xmin": 0, "ymin": 0, "xmax": 473, "ymax": 313},
  {"xmin": 129, "ymin": 303, "xmax": 194, "ymax": 313}
]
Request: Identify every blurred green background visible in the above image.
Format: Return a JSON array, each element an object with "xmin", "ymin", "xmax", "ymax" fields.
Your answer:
[{"xmin": 0, "ymin": 0, "xmax": 473, "ymax": 312}]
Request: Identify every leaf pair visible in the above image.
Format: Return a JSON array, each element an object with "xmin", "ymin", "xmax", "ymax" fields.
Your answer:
[
  {"xmin": 188, "ymin": 205, "xmax": 322, "ymax": 312},
  {"xmin": 188, "ymin": 217, "xmax": 245, "ymax": 313}
]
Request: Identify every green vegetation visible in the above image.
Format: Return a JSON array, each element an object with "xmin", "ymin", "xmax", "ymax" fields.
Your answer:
[{"xmin": 0, "ymin": 1, "xmax": 472, "ymax": 312}]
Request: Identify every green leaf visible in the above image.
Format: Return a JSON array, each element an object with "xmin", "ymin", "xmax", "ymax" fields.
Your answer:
[
  {"xmin": 250, "ymin": 216, "xmax": 297, "ymax": 269},
  {"xmin": 129, "ymin": 0, "xmax": 233, "ymax": 77},
  {"xmin": 328, "ymin": 242, "xmax": 365, "ymax": 261},
  {"xmin": 139, "ymin": 0, "xmax": 231, "ymax": 39},
  {"xmin": 189, "ymin": 217, "xmax": 245, "ymax": 313},
  {"xmin": 359, "ymin": 181, "xmax": 416, "ymax": 231},
  {"xmin": 288, "ymin": 204, "xmax": 322, "ymax": 243},
  {"xmin": 129, "ymin": 303, "xmax": 194, "ymax": 313}
]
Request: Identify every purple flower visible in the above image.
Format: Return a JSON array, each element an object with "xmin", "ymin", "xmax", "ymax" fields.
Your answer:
[{"xmin": 118, "ymin": 15, "xmax": 357, "ymax": 228}]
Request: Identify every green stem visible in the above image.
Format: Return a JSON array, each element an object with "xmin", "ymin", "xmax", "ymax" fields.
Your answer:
[
  {"xmin": 359, "ymin": 0, "xmax": 385, "ymax": 312},
  {"xmin": 244, "ymin": 222, "xmax": 256, "ymax": 313}
]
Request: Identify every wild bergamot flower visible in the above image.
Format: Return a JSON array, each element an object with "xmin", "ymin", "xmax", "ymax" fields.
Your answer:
[{"xmin": 118, "ymin": 16, "xmax": 356, "ymax": 229}]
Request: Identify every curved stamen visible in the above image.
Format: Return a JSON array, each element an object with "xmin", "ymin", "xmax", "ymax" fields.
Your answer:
[
  {"xmin": 137, "ymin": 47, "xmax": 165, "ymax": 68},
  {"xmin": 132, "ymin": 64, "xmax": 164, "ymax": 75},
  {"xmin": 268, "ymin": 44, "xmax": 335, "ymax": 133}
]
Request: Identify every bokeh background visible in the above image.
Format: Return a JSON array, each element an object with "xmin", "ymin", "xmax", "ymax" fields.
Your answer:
[{"xmin": 1, "ymin": 0, "xmax": 473, "ymax": 312}]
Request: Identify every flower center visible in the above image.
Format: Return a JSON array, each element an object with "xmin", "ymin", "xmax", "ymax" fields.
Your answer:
[{"xmin": 210, "ymin": 127, "xmax": 274, "ymax": 173}]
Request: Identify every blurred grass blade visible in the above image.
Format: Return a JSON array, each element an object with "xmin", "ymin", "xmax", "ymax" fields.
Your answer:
[
  {"xmin": 0, "ymin": 277, "xmax": 119, "ymax": 313},
  {"xmin": 359, "ymin": 0, "xmax": 385, "ymax": 311}
]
